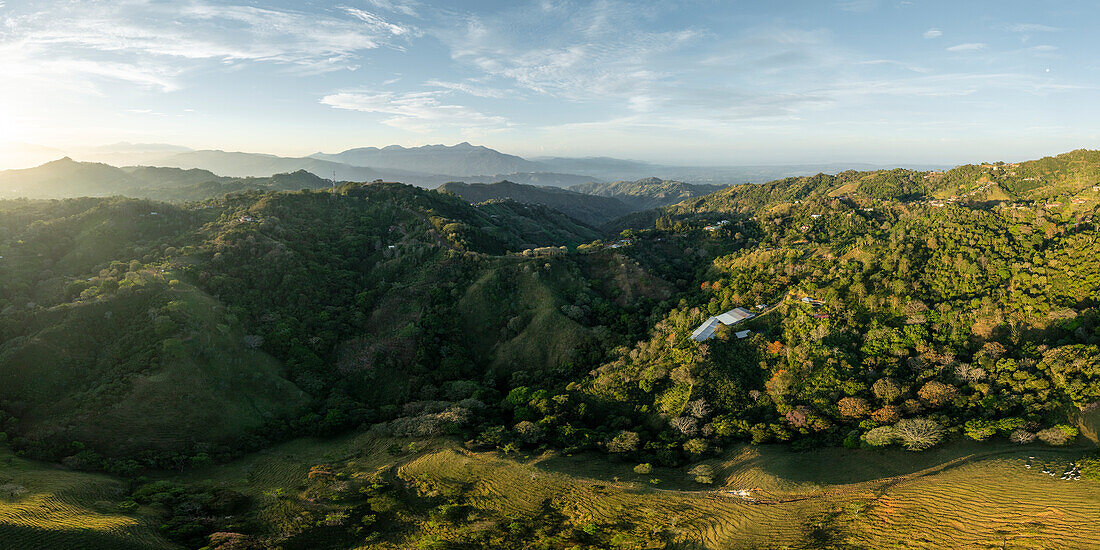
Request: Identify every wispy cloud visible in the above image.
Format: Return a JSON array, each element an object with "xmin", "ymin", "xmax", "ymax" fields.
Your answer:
[
  {"xmin": 360, "ymin": 0, "xmax": 420, "ymax": 17},
  {"xmin": 836, "ymin": 0, "xmax": 879, "ymax": 12},
  {"xmin": 923, "ymin": 28, "xmax": 942, "ymax": 39},
  {"xmin": 946, "ymin": 43, "xmax": 987, "ymax": 52},
  {"xmin": 434, "ymin": 0, "xmax": 702, "ymax": 107},
  {"xmin": 1003, "ymin": 23, "xmax": 1060, "ymax": 33},
  {"xmin": 0, "ymin": 0, "xmax": 416, "ymax": 95},
  {"xmin": 424, "ymin": 79, "xmax": 508, "ymax": 98},
  {"xmin": 320, "ymin": 90, "xmax": 509, "ymax": 132}
]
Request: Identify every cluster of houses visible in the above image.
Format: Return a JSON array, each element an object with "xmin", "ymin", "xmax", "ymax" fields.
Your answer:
[
  {"xmin": 703, "ymin": 220, "xmax": 731, "ymax": 232},
  {"xmin": 690, "ymin": 307, "xmax": 755, "ymax": 341}
]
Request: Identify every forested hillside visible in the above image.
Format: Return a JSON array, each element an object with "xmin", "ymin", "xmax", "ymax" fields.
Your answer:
[
  {"xmin": 571, "ymin": 177, "xmax": 726, "ymax": 210},
  {"xmin": 2, "ymin": 150, "xmax": 1100, "ymax": 549},
  {"xmin": 438, "ymin": 180, "xmax": 634, "ymax": 226}
]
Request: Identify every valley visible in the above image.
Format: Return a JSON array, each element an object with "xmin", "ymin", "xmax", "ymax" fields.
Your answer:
[{"xmin": 1, "ymin": 149, "xmax": 1099, "ymax": 549}]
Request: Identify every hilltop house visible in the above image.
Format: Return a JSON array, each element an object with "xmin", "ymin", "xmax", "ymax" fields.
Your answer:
[{"xmin": 690, "ymin": 307, "xmax": 755, "ymax": 341}]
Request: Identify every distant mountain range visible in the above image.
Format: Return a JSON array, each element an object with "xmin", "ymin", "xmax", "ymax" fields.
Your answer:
[
  {"xmin": 18, "ymin": 141, "xmax": 952, "ymax": 189},
  {"xmin": 311, "ymin": 142, "xmax": 544, "ymax": 176},
  {"xmin": 0, "ymin": 157, "xmax": 334, "ymax": 201}
]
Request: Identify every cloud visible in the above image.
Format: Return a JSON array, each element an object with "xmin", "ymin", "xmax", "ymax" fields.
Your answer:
[
  {"xmin": 360, "ymin": 0, "xmax": 420, "ymax": 17},
  {"xmin": 1029, "ymin": 45, "xmax": 1059, "ymax": 52},
  {"xmin": 1003, "ymin": 23, "xmax": 1060, "ymax": 33},
  {"xmin": 320, "ymin": 90, "xmax": 509, "ymax": 132},
  {"xmin": 424, "ymin": 79, "xmax": 508, "ymax": 98},
  {"xmin": 836, "ymin": 0, "xmax": 879, "ymax": 12},
  {"xmin": 923, "ymin": 29, "xmax": 942, "ymax": 39},
  {"xmin": 433, "ymin": 0, "xmax": 702, "ymax": 105},
  {"xmin": 0, "ymin": 0, "xmax": 417, "ymax": 95},
  {"xmin": 946, "ymin": 43, "xmax": 987, "ymax": 52}
]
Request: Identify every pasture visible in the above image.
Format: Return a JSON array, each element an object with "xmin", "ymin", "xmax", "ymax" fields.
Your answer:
[
  {"xmin": 3, "ymin": 436, "xmax": 1098, "ymax": 549},
  {"xmin": 0, "ymin": 447, "xmax": 170, "ymax": 550}
]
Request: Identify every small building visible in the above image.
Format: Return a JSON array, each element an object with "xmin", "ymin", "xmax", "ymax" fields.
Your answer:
[{"xmin": 735, "ymin": 330, "xmax": 751, "ymax": 339}]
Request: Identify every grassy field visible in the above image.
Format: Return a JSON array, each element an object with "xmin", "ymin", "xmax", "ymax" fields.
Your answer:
[
  {"xmin": 394, "ymin": 441, "xmax": 1100, "ymax": 549},
  {"xmin": 4, "ymin": 435, "xmax": 1099, "ymax": 549},
  {"xmin": 0, "ymin": 447, "xmax": 170, "ymax": 550}
]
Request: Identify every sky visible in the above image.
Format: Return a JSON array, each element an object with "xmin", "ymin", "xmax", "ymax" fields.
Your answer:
[{"xmin": 1, "ymin": 0, "xmax": 1098, "ymax": 168}]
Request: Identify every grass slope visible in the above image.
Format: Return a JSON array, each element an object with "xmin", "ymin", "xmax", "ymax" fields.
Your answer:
[{"xmin": 0, "ymin": 447, "xmax": 171, "ymax": 550}]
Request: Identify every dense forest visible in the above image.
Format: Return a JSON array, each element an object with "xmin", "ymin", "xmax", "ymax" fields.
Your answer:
[{"xmin": 1, "ymin": 150, "xmax": 1099, "ymax": 548}]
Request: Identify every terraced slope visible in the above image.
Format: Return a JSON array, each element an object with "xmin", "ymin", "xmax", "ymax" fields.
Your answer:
[{"xmin": 0, "ymin": 448, "xmax": 170, "ymax": 550}]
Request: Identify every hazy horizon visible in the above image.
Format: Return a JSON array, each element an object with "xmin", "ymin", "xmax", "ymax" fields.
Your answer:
[{"xmin": 2, "ymin": 1, "xmax": 1099, "ymax": 169}]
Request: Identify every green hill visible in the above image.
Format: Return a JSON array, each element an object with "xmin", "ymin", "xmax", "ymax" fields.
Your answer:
[
  {"xmin": 571, "ymin": 177, "xmax": 727, "ymax": 210},
  {"xmin": 438, "ymin": 180, "xmax": 634, "ymax": 226}
]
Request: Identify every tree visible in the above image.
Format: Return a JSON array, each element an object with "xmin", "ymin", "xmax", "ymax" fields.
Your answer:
[
  {"xmin": 870, "ymin": 405, "xmax": 900, "ymax": 424},
  {"xmin": 670, "ymin": 416, "xmax": 698, "ymax": 436},
  {"xmin": 837, "ymin": 397, "xmax": 871, "ymax": 419},
  {"xmin": 872, "ymin": 377, "xmax": 902, "ymax": 402},
  {"xmin": 893, "ymin": 418, "xmax": 945, "ymax": 451},
  {"xmin": 785, "ymin": 406, "xmax": 811, "ymax": 428},
  {"xmin": 917, "ymin": 381, "xmax": 957, "ymax": 408},
  {"xmin": 1009, "ymin": 429, "xmax": 1036, "ymax": 444}
]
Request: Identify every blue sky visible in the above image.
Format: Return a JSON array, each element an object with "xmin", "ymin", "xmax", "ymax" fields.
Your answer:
[{"xmin": 1, "ymin": 0, "xmax": 1097, "ymax": 166}]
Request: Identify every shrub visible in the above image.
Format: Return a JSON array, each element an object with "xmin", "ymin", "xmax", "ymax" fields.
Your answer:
[
  {"xmin": 633, "ymin": 463, "xmax": 653, "ymax": 475},
  {"xmin": 683, "ymin": 438, "xmax": 708, "ymax": 456},
  {"xmin": 963, "ymin": 419, "xmax": 998, "ymax": 441},
  {"xmin": 862, "ymin": 426, "xmax": 897, "ymax": 447},
  {"xmin": 687, "ymin": 464, "xmax": 715, "ymax": 484},
  {"xmin": 1036, "ymin": 425, "xmax": 1078, "ymax": 446},
  {"xmin": 607, "ymin": 430, "xmax": 640, "ymax": 453}
]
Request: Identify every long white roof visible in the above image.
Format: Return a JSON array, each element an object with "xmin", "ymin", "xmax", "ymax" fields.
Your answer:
[
  {"xmin": 690, "ymin": 317, "xmax": 721, "ymax": 341},
  {"xmin": 715, "ymin": 307, "xmax": 754, "ymax": 325}
]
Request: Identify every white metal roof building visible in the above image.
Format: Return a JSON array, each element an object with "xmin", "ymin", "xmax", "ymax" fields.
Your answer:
[
  {"xmin": 691, "ymin": 307, "xmax": 756, "ymax": 341},
  {"xmin": 690, "ymin": 317, "xmax": 722, "ymax": 341},
  {"xmin": 715, "ymin": 307, "xmax": 754, "ymax": 325}
]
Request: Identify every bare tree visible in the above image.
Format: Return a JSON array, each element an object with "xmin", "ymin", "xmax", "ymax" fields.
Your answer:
[
  {"xmin": 670, "ymin": 416, "xmax": 699, "ymax": 436},
  {"xmin": 893, "ymin": 418, "xmax": 945, "ymax": 451}
]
